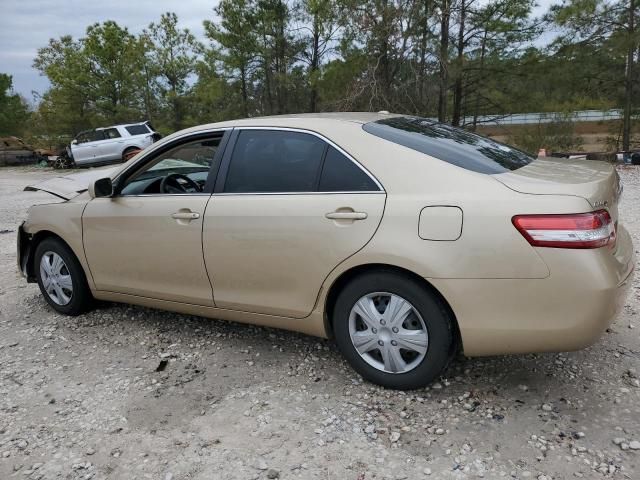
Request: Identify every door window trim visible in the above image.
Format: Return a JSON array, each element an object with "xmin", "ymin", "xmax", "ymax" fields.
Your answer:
[
  {"xmin": 213, "ymin": 127, "xmax": 385, "ymax": 195},
  {"xmin": 112, "ymin": 128, "xmax": 232, "ymax": 197}
]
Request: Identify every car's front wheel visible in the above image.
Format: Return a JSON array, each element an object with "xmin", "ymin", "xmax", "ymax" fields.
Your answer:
[
  {"xmin": 34, "ymin": 237, "xmax": 93, "ymax": 315},
  {"xmin": 333, "ymin": 271, "xmax": 454, "ymax": 390}
]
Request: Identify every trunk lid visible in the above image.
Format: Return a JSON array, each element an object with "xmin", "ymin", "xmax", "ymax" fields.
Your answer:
[
  {"xmin": 494, "ymin": 158, "xmax": 622, "ymax": 221},
  {"xmin": 24, "ymin": 166, "xmax": 120, "ymax": 200}
]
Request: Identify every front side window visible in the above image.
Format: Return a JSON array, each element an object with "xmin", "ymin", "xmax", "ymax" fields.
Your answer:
[
  {"xmin": 120, "ymin": 136, "xmax": 222, "ymax": 195},
  {"xmin": 76, "ymin": 131, "xmax": 103, "ymax": 144},
  {"xmin": 224, "ymin": 130, "xmax": 326, "ymax": 193},
  {"xmin": 75, "ymin": 133, "xmax": 89, "ymax": 144},
  {"xmin": 87, "ymin": 130, "xmax": 105, "ymax": 142},
  {"xmin": 363, "ymin": 116, "xmax": 534, "ymax": 174}
]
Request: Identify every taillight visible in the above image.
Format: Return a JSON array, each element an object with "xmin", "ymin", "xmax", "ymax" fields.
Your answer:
[{"xmin": 512, "ymin": 210, "xmax": 616, "ymax": 249}]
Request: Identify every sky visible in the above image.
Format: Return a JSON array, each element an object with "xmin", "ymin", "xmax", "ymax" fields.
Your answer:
[{"xmin": 0, "ymin": 0, "xmax": 556, "ymax": 103}]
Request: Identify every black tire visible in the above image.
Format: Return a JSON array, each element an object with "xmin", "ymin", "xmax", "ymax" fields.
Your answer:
[
  {"xmin": 52, "ymin": 153, "xmax": 74, "ymax": 169},
  {"xmin": 333, "ymin": 270, "xmax": 453, "ymax": 390},
  {"xmin": 34, "ymin": 237, "xmax": 93, "ymax": 316},
  {"xmin": 122, "ymin": 147, "xmax": 140, "ymax": 162}
]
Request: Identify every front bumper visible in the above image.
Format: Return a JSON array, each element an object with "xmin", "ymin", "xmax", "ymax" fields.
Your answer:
[
  {"xmin": 17, "ymin": 222, "xmax": 35, "ymax": 281},
  {"xmin": 432, "ymin": 224, "xmax": 635, "ymax": 356}
]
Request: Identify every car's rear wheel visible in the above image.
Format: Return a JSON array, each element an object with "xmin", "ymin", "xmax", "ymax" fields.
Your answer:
[
  {"xmin": 122, "ymin": 147, "xmax": 141, "ymax": 162},
  {"xmin": 34, "ymin": 238, "xmax": 93, "ymax": 315},
  {"xmin": 333, "ymin": 271, "xmax": 453, "ymax": 390}
]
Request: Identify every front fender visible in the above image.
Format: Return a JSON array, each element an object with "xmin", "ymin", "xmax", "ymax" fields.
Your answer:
[{"xmin": 22, "ymin": 201, "xmax": 95, "ymax": 290}]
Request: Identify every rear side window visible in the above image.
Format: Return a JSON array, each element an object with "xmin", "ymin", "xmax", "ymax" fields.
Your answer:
[
  {"xmin": 363, "ymin": 116, "xmax": 534, "ymax": 174},
  {"xmin": 319, "ymin": 146, "xmax": 379, "ymax": 191},
  {"xmin": 224, "ymin": 130, "xmax": 326, "ymax": 193},
  {"xmin": 125, "ymin": 124, "xmax": 150, "ymax": 136}
]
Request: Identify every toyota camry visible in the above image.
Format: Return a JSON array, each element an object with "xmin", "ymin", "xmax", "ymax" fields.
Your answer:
[{"xmin": 17, "ymin": 113, "xmax": 635, "ymax": 389}]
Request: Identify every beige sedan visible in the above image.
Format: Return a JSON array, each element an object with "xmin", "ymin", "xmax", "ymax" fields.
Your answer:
[{"xmin": 18, "ymin": 113, "xmax": 635, "ymax": 389}]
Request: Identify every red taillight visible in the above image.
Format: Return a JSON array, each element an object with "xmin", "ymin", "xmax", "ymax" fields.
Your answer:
[{"xmin": 512, "ymin": 210, "xmax": 616, "ymax": 249}]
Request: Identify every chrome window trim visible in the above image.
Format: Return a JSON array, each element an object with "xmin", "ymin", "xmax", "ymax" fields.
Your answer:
[
  {"xmin": 116, "ymin": 191, "xmax": 386, "ymax": 198},
  {"xmin": 212, "ymin": 191, "xmax": 385, "ymax": 196},
  {"xmin": 230, "ymin": 126, "xmax": 385, "ymax": 193},
  {"xmin": 113, "ymin": 193, "xmax": 212, "ymax": 198}
]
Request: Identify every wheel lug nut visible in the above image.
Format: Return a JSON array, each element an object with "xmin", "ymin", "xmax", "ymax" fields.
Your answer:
[
  {"xmin": 380, "ymin": 319, "xmax": 386, "ymax": 325},
  {"xmin": 378, "ymin": 340, "xmax": 384, "ymax": 346},
  {"xmin": 391, "ymin": 340, "xmax": 397, "ymax": 346},
  {"xmin": 392, "ymin": 327, "xmax": 399, "ymax": 333},
  {"xmin": 372, "ymin": 328, "xmax": 377, "ymax": 334}
]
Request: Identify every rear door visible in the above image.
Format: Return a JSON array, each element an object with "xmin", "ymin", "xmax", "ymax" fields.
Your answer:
[{"xmin": 203, "ymin": 128, "xmax": 386, "ymax": 318}]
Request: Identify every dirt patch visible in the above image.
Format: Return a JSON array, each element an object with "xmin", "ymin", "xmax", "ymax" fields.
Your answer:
[{"xmin": 1, "ymin": 166, "xmax": 639, "ymax": 479}]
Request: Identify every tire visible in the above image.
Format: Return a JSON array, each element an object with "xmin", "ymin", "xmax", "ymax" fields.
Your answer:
[
  {"xmin": 52, "ymin": 152, "xmax": 74, "ymax": 169},
  {"xmin": 122, "ymin": 147, "xmax": 141, "ymax": 162},
  {"xmin": 34, "ymin": 237, "xmax": 93, "ymax": 316},
  {"xmin": 333, "ymin": 271, "xmax": 453, "ymax": 390}
]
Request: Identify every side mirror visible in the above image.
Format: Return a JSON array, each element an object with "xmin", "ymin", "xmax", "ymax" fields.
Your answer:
[
  {"xmin": 88, "ymin": 177, "xmax": 114, "ymax": 198},
  {"xmin": 71, "ymin": 139, "xmax": 78, "ymax": 145}
]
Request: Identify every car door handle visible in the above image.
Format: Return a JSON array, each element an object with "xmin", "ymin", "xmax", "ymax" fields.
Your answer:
[
  {"xmin": 325, "ymin": 211, "xmax": 368, "ymax": 220},
  {"xmin": 171, "ymin": 211, "xmax": 200, "ymax": 220}
]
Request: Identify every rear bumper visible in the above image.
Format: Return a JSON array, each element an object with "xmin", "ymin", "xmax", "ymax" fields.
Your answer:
[{"xmin": 432, "ymin": 225, "xmax": 635, "ymax": 356}]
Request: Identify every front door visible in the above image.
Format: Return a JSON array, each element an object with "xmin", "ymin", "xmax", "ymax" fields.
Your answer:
[
  {"xmin": 94, "ymin": 127, "xmax": 125, "ymax": 162},
  {"xmin": 71, "ymin": 131, "xmax": 102, "ymax": 164},
  {"xmin": 82, "ymin": 133, "xmax": 226, "ymax": 305},
  {"xmin": 203, "ymin": 129, "xmax": 386, "ymax": 318}
]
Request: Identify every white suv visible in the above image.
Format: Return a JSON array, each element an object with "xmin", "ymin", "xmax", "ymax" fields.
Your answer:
[{"xmin": 67, "ymin": 122, "xmax": 161, "ymax": 166}]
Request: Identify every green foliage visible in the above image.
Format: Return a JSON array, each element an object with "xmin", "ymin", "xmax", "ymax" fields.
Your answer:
[
  {"xmin": 145, "ymin": 12, "xmax": 201, "ymax": 130},
  {"xmin": 19, "ymin": 1, "xmax": 637, "ymax": 150},
  {"xmin": 0, "ymin": 74, "xmax": 30, "ymax": 136}
]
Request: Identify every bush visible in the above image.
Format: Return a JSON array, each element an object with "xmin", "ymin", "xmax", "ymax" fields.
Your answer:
[{"xmin": 508, "ymin": 113, "xmax": 583, "ymax": 154}]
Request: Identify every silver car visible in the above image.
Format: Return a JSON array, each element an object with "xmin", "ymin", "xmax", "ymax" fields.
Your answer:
[{"xmin": 68, "ymin": 121, "xmax": 160, "ymax": 166}]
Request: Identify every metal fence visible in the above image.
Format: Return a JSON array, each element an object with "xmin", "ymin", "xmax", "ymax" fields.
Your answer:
[{"xmin": 467, "ymin": 109, "xmax": 623, "ymax": 126}]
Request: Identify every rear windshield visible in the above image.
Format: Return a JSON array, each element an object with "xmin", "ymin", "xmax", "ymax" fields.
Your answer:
[
  {"xmin": 362, "ymin": 116, "xmax": 534, "ymax": 174},
  {"xmin": 125, "ymin": 124, "xmax": 150, "ymax": 136}
]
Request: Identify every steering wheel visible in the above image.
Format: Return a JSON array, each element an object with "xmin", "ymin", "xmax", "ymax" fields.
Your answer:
[{"xmin": 160, "ymin": 173, "xmax": 201, "ymax": 194}]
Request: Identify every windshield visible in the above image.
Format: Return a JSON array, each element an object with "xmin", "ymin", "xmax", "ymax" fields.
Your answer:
[{"xmin": 363, "ymin": 116, "xmax": 534, "ymax": 174}]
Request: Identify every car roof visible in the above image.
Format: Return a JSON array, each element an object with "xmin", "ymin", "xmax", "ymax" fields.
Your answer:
[
  {"xmin": 249, "ymin": 112, "xmax": 401, "ymax": 124},
  {"xmin": 171, "ymin": 112, "xmax": 405, "ymax": 138},
  {"xmin": 96, "ymin": 122, "xmax": 148, "ymax": 131}
]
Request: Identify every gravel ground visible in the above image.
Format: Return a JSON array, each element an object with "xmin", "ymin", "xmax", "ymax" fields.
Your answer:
[{"xmin": 1, "ymin": 165, "xmax": 639, "ymax": 480}]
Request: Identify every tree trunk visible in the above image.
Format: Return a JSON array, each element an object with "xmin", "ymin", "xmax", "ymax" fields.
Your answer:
[
  {"xmin": 275, "ymin": 0, "xmax": 287, "ymax": 115},
  {"xmin": 438, "ymin": 0, "xmax": 450, "ymax": 123},
  {"xmin": 452, "ymin": 0, "xmax": 466, "ymax": 126},
  {"xmin": 418, "ymin": 1, "xmax": 430, "ymax": 111},
  {"xmin": 142, "ymin": 64, "xmax": 154, "ymax": 123},
  {"xmin": 622, "ymin": 0, "xmax": 635, "ymax": 152},
  {"xmin": 171, "ymin": 82, "xmax": 181, "ymax": 131},
  {"xmin": 309, "ymin": 15, "xmax": 320, "ymax": 113},
  {"xmin": 240, "ymin": 65, "xmax": 249, "ymax": 118},
  {"xmin": 472, "ymin": 31, "xmax": 488, "ymax": 131}
]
